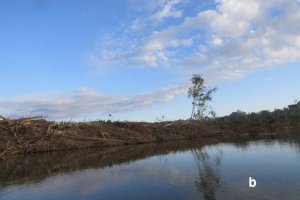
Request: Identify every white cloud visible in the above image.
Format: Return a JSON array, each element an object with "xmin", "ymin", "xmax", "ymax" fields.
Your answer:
[
  {"xmin": 151, "ymin": 0, "xmax": 184, "ymax": 22},
  {"xmin": 0, "ymin": 86, "xmax": 187, "ymax": 120},
  {"xmin": 211, "ymin": 36, "xmax": 223, "ymax": 46},
  {"xmin": 90, "ymin": 0, "xmax": 300, "ymax": 81},
  {"xmin": 128, "ymin": 0, "xmax": 186, "ymax": 32},
  {"xmin": 135, "ymin": 35, "xmax": 193, "ymax": 66},
  {"xmin": 138, "ymin": 0, "xmax": 300, "ymax": 80}
]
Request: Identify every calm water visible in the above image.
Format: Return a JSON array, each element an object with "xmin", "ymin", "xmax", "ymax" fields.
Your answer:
[{"xmin": 1, "ymin": 137, "xmax": 300, "ymax": 200}]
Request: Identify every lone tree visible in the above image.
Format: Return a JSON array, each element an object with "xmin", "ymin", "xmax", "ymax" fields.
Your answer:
[{"xmin": 188, "ymin": 74, "xmax": 216, "ymax": 123}]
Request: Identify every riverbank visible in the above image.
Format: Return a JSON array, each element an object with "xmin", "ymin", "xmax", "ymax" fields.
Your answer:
[{"xmin": 0, "ymin": 116, "xmax": 298, "ymax": 157}]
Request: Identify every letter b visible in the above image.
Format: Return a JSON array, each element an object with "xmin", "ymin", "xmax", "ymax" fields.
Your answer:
[{"xmin": 249, "ymin": 177, "xmax": 256, "ymax": 188}]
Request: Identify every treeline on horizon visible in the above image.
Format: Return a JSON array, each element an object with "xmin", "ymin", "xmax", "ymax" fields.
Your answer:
[{"xmin": 208, "ymin": 101, "xmax": 300, "ymax": 130}]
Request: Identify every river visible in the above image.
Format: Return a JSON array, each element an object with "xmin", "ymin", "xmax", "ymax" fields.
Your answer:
[{"xmin": 1, "ymin": 137, "xmax": 300, "ymax": 200}]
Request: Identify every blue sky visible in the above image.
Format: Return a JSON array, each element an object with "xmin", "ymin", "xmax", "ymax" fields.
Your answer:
[{"xmin": 0, "ymin": 0, "xmax": 299, "ymax": 121}]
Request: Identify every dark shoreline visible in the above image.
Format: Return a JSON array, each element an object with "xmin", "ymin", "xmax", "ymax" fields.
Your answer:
[{"xmin": 1, "ymin": 116, "xmax": 298, "ymax": 157}]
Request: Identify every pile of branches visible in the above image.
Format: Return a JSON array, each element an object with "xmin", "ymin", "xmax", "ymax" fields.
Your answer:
[{"xmin": 0, "ymin": 115, "xmax": 50, "ymax": 158}]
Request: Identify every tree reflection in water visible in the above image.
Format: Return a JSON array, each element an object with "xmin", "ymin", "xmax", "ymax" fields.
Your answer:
[{"xmin": 190, "ymin": 144, "xmax": 223, "ymax": 200}]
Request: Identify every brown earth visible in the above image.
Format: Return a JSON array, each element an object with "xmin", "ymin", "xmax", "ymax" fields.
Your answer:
[{"xmin": 0, "ymin": 115, "xmax": 288, "ymax": 158}]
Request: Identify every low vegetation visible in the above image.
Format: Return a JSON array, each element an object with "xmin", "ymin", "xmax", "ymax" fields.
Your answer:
[{"xmin": 210, "ymin": 101, "xmax": 300, "ymax": 133}]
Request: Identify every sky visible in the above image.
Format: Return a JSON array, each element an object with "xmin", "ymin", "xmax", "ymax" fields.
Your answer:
[{"xmin": 0, "ymin": 0, "xmax": 300, "ymax": 121}]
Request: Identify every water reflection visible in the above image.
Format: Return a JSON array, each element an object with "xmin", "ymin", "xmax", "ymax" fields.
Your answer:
[
  {"xmin": 191, "ymin": 143, "xmax": 223, "ymax": 200},
  {"xmin": 1, "ymin": 137, "xmax": 300, "ymax": 200},
  {"xmin": 0, "ymin": 139, "xmax": 222, "ymax": 189}
]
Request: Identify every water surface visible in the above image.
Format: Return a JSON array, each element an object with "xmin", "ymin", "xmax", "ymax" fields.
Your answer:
[{"xmin": 1, "ymin": 137, "xmax": 300, "ymax": 200}]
